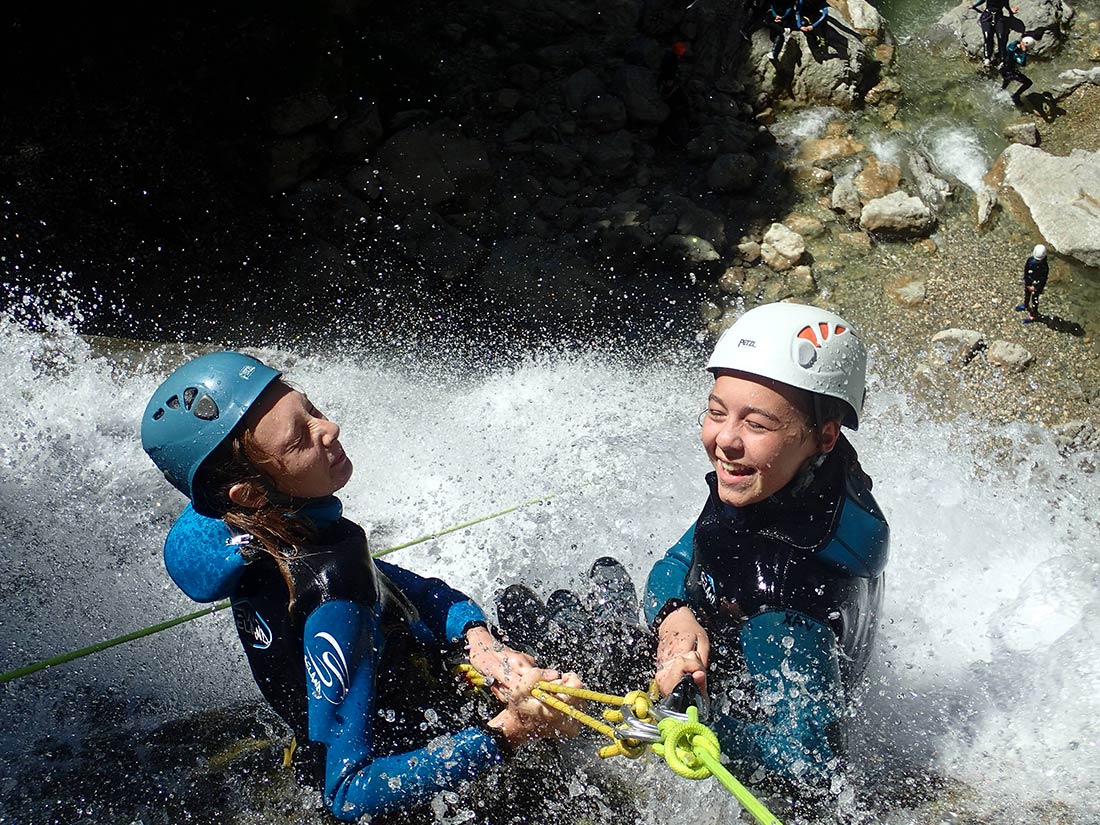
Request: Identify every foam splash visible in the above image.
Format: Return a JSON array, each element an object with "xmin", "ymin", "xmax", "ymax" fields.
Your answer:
[{"xmin": 2, "ymin": 304, "xmax": 1098, "ymax": 823}]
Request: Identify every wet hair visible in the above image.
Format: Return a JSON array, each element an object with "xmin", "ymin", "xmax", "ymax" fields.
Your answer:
[{"xmin": 195, "ymin": 386, "xmax": 318, "ymax": 614}]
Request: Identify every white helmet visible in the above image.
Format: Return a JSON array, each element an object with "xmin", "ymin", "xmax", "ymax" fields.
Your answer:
[
  {"xmin": 1021, "ymin": 36, "xmax": 1037, "ymax": 48},
  {"xmin": 707, "ymin": 302, "xmax": 867, "ymax": 430},
  {"xmin": 1032, "ymin": 244, "xmax": 1047, "ymax": 259}
]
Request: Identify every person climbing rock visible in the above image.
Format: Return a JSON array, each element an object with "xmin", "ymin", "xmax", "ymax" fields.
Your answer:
[
  {"xmin": 1001, "ymin": 35, "xmax": 1036, "ymax": 103},
  {"xmin": 970, "ymin": 0, "xmax": 1020, "ymax": 67},
  {"xmin": 1015, "ymin": 243, "xmax": 1049, "ymax": 323}
]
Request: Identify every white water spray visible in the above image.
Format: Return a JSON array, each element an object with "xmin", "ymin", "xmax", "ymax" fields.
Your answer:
[{"xmin": 1, "ymin": 304, "xmax": 1098, "ymax": 823}]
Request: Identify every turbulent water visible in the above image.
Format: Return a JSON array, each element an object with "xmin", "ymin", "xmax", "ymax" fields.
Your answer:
[{"xmin": 2, "ymin": 297, "xmax": 1099, "ymax": 824}]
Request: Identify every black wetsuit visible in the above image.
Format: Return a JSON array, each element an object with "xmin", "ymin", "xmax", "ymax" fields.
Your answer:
[
  {"xmin": 973, "ymin": 0, "xmax": 1015, "ymax": 64},
  {"xmin": 1001, "ymin": 39, "xmax": 1033, "ymax": 99},
  {"xmin": 1023, "ymin": 254, "xmax": 1048, "ymax": 318},
  {"xmin": 645, "ymin": 437, "xmax": 889, "ymax": 790}
]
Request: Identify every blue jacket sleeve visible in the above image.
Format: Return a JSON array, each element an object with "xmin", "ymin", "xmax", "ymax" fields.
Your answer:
[
  {"xmin": 643, "ymin": 524, "xmax": 695, "ymax": 626},
  {"xmin": 796, "ymin": 1, "xmax": 829, "ymax": 27},
  {"xmin": 305, "ymin": 600, "xmax": 504, "ymax": 820},
  {"xmin": 375, "ymin": 559, "xmax": 486, "ymax": 645},
  {"xmin": 711, "ymin": 610, "xmax": 844, "ymax": 787},
  {"xmin": 163, "ymin": 504, "xmax": 248, "ymax": 603}
]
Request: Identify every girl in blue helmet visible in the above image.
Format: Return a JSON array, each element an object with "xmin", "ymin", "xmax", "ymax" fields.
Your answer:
[{"xmin": 141, "ymin": 351, "xmax": 582, "ymax": 821}]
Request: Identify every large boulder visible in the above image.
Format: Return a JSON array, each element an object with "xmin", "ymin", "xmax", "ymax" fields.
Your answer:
[
  {"xmin": 746, "ymin": 25, "xmax": 876, "ymax": 108},
  {"xmin": 989, "ymin": 145, "xmax": 1100, "ymax": 268},
  {"xmin": 936, "ymin": 0, "xmax": 1069, "ymax": 58},
  {"xmin": 860, "ymin": 191, "xmax": 936, "ymax": 236}
]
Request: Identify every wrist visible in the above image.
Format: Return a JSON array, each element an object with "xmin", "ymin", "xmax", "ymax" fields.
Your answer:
[
  {"xmin": 653, "ymin": 599, "xmax": 705, "ymax": 633},
  {"xmin": 486, "ymin": 710, "xmax": 526, "ymax": 751}
]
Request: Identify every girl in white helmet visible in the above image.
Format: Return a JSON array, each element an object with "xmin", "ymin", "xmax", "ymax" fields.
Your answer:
[{"xmin": 644, "ymin": 302, "xmax": 890, "ymax": 796}]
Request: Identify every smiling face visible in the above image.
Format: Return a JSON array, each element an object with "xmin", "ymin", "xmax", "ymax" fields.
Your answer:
[
  {"xmin": 241, "ymin": 382, "xmax": 353, "ymax": 500},
  {"xmin": 701, "ymin": 372, "xmax": 835, "ymax": 507}
]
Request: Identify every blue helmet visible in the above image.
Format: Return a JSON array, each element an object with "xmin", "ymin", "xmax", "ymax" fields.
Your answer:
[{"xmin": 141, "ymin": 351, "xmax": 282, "ymax": 515}]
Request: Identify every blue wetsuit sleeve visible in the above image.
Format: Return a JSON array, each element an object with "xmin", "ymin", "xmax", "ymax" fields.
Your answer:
[
  {"xmin": 305, "ymin": 600, "xmax": 504, "ymax": 821},
  {"xmin": 163, "ymin": 504, "xmax": 248, "ymax": 603},
  {"xmin": 643, "ymin": 524, "xmax": 695, "ymax": 626},
  {"xmin": 970, "ymin": 0, "xmax": 987, "ymax": 8},
  {"xmin": 375, "ymin": 559, "xmax": 486, "ymax": 644},
  {"xmin": 711, "ymin": 610, "xmax": 844, "ymax": 787},
  {"xmin": 796, "ymin": 2, "xmax": 828, "ymax": 27}
]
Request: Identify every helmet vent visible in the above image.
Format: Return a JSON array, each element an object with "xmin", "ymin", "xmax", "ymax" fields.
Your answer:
[
  {"xmin": 183, "ymin": 387, "xmax": 198, "ymax": 410},
  {"xmin": 192, "ymin": 395, "xmax": 220, "ymax": 421},
  {"xmin": 166, "ymin": 395, "xmax": 180, "ymax": 409},
  {"xmin": 152, "ymin": 408, "xmax": 165, "ymax": 421}
]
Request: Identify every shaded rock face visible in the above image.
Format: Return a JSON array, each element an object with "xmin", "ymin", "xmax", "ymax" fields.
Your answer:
[{"xmin": 991, "ymin": 144, "xmax": 1100, "ymax": 268}]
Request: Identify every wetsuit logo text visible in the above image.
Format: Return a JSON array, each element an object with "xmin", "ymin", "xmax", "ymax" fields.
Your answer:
[
  {"xmin": 305, "ymin": 632, "xmax": 350, "ymax": 705},
  {"xmin": 233, "ymin": 604, "xmax": 273, "ymax": 650}
]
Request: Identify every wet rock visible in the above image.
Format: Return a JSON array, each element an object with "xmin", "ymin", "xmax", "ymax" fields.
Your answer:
[
  {"xmin": 976, "ymin": 185, "xmax": 999, "ymax": 227},
  {"xmin": 707, "ymin": 153, "xmax": 758, "ymax": 193},
  {"xmin": 1003, "ymin": 122, "xmax": 1040, "ymax": 146},
  {"xmin": 799, "ymin": 136, "xmax": 866, "ymax": 166},
  {"xmin": 865, "ymin": 77, "xmax": 902, "ymax": 106},
  {"xmin": 930, "ymin": 328, "xmax": 984, "ymax": 365},
  {"xmin": 937, "ymin": 0, "xmax": 1068, "ymax": 58},
  {"xmin": 790, "ymin": 165, "xmax": 835, "ymax": 189},
  {"xmin": 832, "ymin": 174, "xmax": 863, "ymax": 219},
  {"xmin": 886, "ymin": 276, "xmax": 927, "ymax": 307},
  {"xmin": 855, "ymin": 156, "xmax": 903, "ymax": 202},
  {"xmin": 986, "ymin": 340, "xmax": 1033, "ymax": 371},
  {"xmin": 1049, "ymin": 67, "xmax": 1100, "ymax": 98},
  {"xmin": 784, "ymin": 214, "xmax": 826, "ymax": 238},
  {"xmin": 789, "ymin": 264, "xmax": 816, "ymax": 295},
  {"xmin": 906, "ymin": 150, "xmax": 952, "ymax": 214},
  {"xmin": 991, "ymin": 144, "xmax": 1100, "ymax": 267},
  {"xmin": 581, "ymin": 132, "xmax": 636, "ymax": 177},
  {"xmin": 860, "ymin": 191, "xmax": 936, "ymax": 237},
  {"xmin": 837, "ymin": 230, "xmax": 873, "ymax": 250},
  {"xmin": 833, "ymin": 0, "xmax": 886, "ymax": 38},
  {"xmin": 760, "ymin": 222, "xmax": 806, "ymax": 271},
  {"xmin": 737, "ymin": 240, "xmax": 762, "ymax": 263},
  {"xmin": 663, "ymin": 234, "xmax": 721, "ymax": 263}
]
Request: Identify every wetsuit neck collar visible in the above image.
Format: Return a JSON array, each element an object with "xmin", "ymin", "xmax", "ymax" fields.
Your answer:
[{"xmin": 293, "ymin": 495, "xmax": 344, "ymax": 529}]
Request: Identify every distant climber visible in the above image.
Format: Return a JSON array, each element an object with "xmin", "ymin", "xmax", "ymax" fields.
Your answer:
[
  {"xmin": 1015, "ymin": 243, "xmax": 1049, "ymax": 324},
  {"xmin": 969, "ymin": 0, "xmax": 1020, "ymax": 67},
  {"xmin": 1000, "ymin": 36, "xmax": 1035, "ymax": 103}
]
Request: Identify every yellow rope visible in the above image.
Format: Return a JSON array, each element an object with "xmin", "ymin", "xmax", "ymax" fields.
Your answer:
[{"xmin": 454, "ymin": 666, "xmax": 784, "ymax": 825}]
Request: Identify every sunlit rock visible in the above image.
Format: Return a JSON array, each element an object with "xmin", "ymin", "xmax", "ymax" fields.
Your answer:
[
  {"xmin": 937, "ymin": 0, "xmax": 1069, "ymax": 58},
  {"xmin": 860, "ymin": 191, "xmax": 936, "ymax": 237},
  {"xmin": 986, "ymin": 340, "xmax": 1033, "ymax": 372},
  {"xmin": 989, "ymin": 144, "xmax": 1100, "ymax": 268},
  {"xmin": 760, "ymin": 222, "xmax": 806, "ymax": 271}
]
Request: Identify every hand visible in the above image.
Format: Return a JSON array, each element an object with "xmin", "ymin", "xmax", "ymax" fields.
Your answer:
[
  {"xmin": 654, "ymin": 606, "xmax": 710, "ymax": 695},
  {"xmin": 774, "ymin": 15, "xmax": 783, "ymax": 22},
  {"xmin": 464, "ymin": 626, "xmax": 538, "ymax": 705},
  {"xmin": 801, "ymin": 24, "xmax": 813, "ymax": 31},
  {"xmin": 488, "ymin": 669, "xmax": 585, "ymax": 748},
  {"xmin": 1027, "ymin": 285, "xmax": 1036, "ymax": 292}
]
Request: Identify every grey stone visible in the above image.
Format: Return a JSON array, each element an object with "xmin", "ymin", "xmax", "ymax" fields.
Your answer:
[
  {"xmin": 860, "ymin": 191, "xmax": 936, "ymax": 236},
  {"xmin": 930, "ymin": 328, "xmax": 984, "ymax": 365},
  {"xmin": 986, "ymin": 340, "xmax": 1033, "ymax": 371}
]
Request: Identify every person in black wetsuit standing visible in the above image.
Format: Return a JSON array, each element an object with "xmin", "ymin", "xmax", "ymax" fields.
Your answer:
[
  {"xmin": 970, "ymin": 0, "xmax": 1020, "ymax": 66},
  {"xmin": 1015, "ymin": 243, "xmax": 1049, "ymax": 323}
]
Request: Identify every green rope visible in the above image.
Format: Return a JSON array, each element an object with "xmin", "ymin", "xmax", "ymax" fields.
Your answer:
[
  {"xmin": 693, "ymin": 748, "xmax": 784, "ymax": 825},
  {"xmin": 0, "ymin": 493, "xmax": 559, "ymax": 685}
]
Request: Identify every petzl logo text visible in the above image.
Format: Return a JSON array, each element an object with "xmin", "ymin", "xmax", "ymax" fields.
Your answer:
[{"xmin": 305, "ymin": 632, "xmax": 350, "ymax": 704}]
